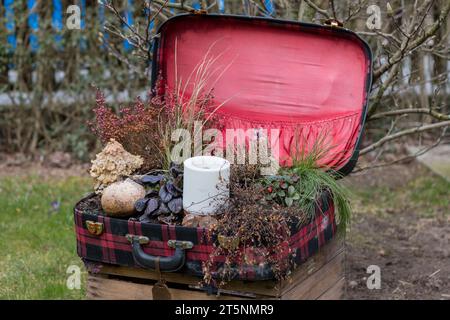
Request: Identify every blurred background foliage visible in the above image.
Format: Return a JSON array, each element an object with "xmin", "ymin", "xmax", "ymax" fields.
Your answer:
[
  {"xmin": 0, "ymin": 0, "xmax": 147, "ymax": 160},
  {"xmin": 0, "ymin": 0, "xmax": 448, "ymax": 167}
]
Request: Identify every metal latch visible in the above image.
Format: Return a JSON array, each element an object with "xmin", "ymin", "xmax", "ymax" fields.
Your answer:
[
  {"xmin": 126, "ymin": 234, "xmax": 150, "ymax": 244},
  {"xmin": 192, "ymin": 9, "xmax": 208, "ymax": 15},
  {"xmin": 324, "ymin": 19, "xmax": 344, "ymax": 28},
  {"xmin": 86, "ymin": 220, "xmax": 104, "ymax": 236},
  {"xmin": 167, "ymin": 240, "xmax": 194, "ymax": 250}
]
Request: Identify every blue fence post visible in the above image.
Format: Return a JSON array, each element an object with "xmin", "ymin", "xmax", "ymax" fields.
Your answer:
[
  {"xmin": 264, "ymin": 0, "xmax": 274, "ymax": 16},
  {"xmin": 80, "ymin": 0, "xmax": 86, "ymax": 29},
  {"xmin": 79, "ymin": 0, "xmax": 87, "ymax": 51},
  {"xmin": 52, "ymin": 0, "xmax": 63, "ymax": 49},
  {"xmin": 98, "ymin": 1, "xmax": 109, "ymax": 50},
  {"xmin": 192, "ymin": 1, "xmax": 201, "ymax": 10},
  {"xmin": 145, "ymin": 0, "xmax": 154, "ymax": 36},
  {"xmin": 218, "ymin": 0, "xmax": 225, "ymax": 13},
  {"xmin": 4, "ymin": 0, "xmax": 16, "ymax": 52},
  {"xmin": 27, "ymin": 0, "xmax": 39, "ymax": 52},
  {"xmin": 123, "ymin": 0, "xmax": 134, "ymax": 51},
  {"xmin": 144, "ymin": 1, "xmax": 154, "ymax": 69}
]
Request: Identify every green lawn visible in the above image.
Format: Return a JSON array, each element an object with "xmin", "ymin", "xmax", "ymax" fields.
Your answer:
[
  {"xmin": 0, "ymin": 175, "xmax": 91, "ymax": 299},
  {"xmin": 348, "ymin": 173, "xmax": 450, "ymax": 218}
]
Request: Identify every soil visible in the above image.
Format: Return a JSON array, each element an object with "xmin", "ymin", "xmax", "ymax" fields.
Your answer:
[
  {"xmin": 0, "ymin": 153, "xmax": 90, "ymax": 180},
  {"xmin": 343, "ymin": 163, "xmax": 450, "ymax": 300},
  {"xmin": 76, "ymin": 194, "xmax": 103, "ymax": 215}
]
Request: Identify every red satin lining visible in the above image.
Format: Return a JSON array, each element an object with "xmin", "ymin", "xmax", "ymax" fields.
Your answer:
[
  {"xmin": 157, "ymin": 16, "xmax": 369, "ymax": 169},
  {"xmin": 215, "ymin": 112, "xmax": 360, "ymax": 167}
]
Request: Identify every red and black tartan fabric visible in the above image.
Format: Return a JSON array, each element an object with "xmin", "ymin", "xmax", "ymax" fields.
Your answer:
[{"xmin": 74, "ymin": 191, "xmax": 336, "ymax": 281}]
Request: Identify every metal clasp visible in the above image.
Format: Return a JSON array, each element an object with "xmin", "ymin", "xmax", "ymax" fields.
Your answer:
[
  {"xmin": 192, "ymin": 9, "xmax": 208, "ymax": 15},
  {"xmin": 126, "ymin": 234, "xmax": 150, "ymax": 244},
  {"xmin": 167, "ymin": 240, "xmax": 194, "ymax": 250},
  {"xmin": 86, "ymin": 220, "xmax": 104, "ymax": 236},
  {"xmin": 324, "ymin": 19, "xmax": 344, "ymax": 28}
]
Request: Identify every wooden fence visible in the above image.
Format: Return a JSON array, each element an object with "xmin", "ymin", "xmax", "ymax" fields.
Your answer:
[
  {"xmin": 2, "ymin": 0, "xmax": 278, "ymax": 52},
  {"xmin": 0, "ymin": 0, "xmax": 276, "ymax": 88}
]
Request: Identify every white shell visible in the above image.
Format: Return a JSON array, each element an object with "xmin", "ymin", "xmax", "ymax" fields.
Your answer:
[{"xmin": 101, "ymin": 179, "xmax": 145, "ymax": 217}]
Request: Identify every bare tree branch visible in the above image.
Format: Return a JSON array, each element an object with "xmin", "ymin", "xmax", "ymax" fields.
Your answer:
[
  {"xmin": 360, "ymin": 121, "xmax": 450, "ymax": 155},
  {"xmin": 354, "ymin": 127, "xmax": 447, "ymax": 173},
  {"xmin": 99, "ymin": 0, "xmax": 450, "ymax": 172},
  {"xmin": 303, "ymin": 0, "xmax": 331, "ymax": 19},
  {"xmin": 369, "ymin": 108, "xmax": 450, "ymax": 122},
  {"xmin": 373, "ymin": 1, "xmax": 450, "ymax": 80}
]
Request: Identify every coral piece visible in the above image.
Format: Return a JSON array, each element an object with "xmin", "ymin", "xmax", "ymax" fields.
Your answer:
[{"xmin": 90, "ymin": 139, "xmax": 143, "ymax": 193}]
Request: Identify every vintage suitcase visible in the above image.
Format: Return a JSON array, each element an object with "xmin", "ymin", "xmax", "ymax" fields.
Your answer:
[{"xmin": 74, "ymin": 14, "xmax": 372, "ymax": 283}]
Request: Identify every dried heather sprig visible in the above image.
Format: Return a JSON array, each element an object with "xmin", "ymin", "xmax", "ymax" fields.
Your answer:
[
  {"xmin": 202, "ymin": 181, "xmax": 304, "ymax": 287},
  {"xmin": 89, "ymin": 90, "xmax": 164, "ymax": 171}
]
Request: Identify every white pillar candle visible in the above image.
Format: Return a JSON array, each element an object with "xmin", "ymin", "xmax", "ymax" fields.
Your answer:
[{"xmin": 183, "ymin": 156, "xmax": 230, "ymax": 215}]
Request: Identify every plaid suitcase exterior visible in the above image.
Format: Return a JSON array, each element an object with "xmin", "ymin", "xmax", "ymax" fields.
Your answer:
[
  {"xmin": 152, "ymin": 14, "xmax": 373, "ymax": 176},
  {"xmin": 74, "ymin": 191, "xmax": 336, "ymax": 281},
  {"xmin": 72, "ymin": 14, "xmax": 372, "ymax": 282}
]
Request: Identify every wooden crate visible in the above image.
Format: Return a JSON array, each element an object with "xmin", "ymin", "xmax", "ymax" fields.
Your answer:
[{"xmin": 87, "ymin": 238, "xmax": 345, "ymax": 300}]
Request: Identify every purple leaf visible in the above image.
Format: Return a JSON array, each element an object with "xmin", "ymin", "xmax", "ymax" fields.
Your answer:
[
  {"xmin": 166, "ymin": 181, "xmax": 181, "ymax": 196},
  {"xmin": 159, "ymin": 185, "xmax": 173, "ymax": 203},
  {"xmin": 141, "ymin": 174, "xmax": 164, "ymax": 185},
  {"xmin": 168, "ymin": 197, "xmax": 183, "ymax": 214},
  {"xmin": 158, "ymin": 202, "xmax": 170, "ymax": 215},
  {"xmin": 134, "ymin": 198, "xmax": 149, "ymax": 212},
  {"xmin": 145, "ymin": 198, "xmax": 159, "ymax": 215},
  {"xmin": 169, "ymin": 164, "xmax": 183, "ymax": 177}
]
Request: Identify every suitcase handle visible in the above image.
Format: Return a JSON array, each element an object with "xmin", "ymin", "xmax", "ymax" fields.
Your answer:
[{"xmin": 126, "ymin": 235, "xmax": 193, "ymax": 272}]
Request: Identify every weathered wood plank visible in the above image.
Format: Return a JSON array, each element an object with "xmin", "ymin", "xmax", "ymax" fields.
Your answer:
[
  {"xmin": 317, "ymin": 277, "xmax": 345, "ymax": 300},
  {"xmin": 98, "ymin": 265, "xmax": 280, "ymax": 297},
  {"xmin": 89, "ymin": 237, "xmax": 344, "ymax": 300},
  {"xmin": 87, "ymin": 274, "xmax": 244, "ymax": 300},
  {"xmin": 97, "ymin": 238, "xmax": 342, "ymax": 298},
  {"xmin": 279, "ymin": 238, "xmax": 344, "ymax": 295},
  {"xmin": 281, "ymin": 251, "xmax": 344, "ymax": 300}
]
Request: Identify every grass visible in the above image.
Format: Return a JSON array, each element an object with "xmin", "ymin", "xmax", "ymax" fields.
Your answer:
[
  {"xmin": 348, "ymin": 171, "xmax": 450, "ymax": 218},
  {"xmin": 286, "ymin": 132, "xmax": 352, "ymax": 232},
  {"xmin": 409, "ymin": 176, "xmax": 450, "ymax": 209},
  {"xmin": 0, "ymin": 175, "xmax": 91, "ymax": 299}
]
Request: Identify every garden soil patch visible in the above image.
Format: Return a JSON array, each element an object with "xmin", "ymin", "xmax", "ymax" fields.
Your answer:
[
  {"xmin": 0, "ymin": 153, "xmax": 89, "ymax": 180},
  {"xmin": 344, "ymin": 163, "xmax": 450, "ymax": 300}
]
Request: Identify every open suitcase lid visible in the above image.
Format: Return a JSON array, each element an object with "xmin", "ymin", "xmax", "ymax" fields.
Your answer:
[{"xmin": 151, "ymin": 14, "xmax": 373, "ymax": 176}]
